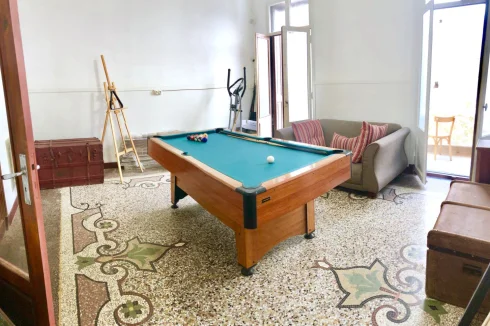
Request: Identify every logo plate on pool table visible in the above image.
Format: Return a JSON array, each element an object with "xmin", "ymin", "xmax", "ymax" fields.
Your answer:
[{"xmin": 261, "ymin": 197, "xmax": 271, "ymax": 204}]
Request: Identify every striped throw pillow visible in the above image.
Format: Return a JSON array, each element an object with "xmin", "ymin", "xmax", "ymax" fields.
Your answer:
[
  {"xmin": 291, "ymin": 120, "xmax": 326, "ymax": 146},
  {"xmin": 330, "ymin": 133, "xmax": 358, "ymax": 150},
  {"xmin": 352, "ymin": 122, "xmax": 389, "ymax": 163}
]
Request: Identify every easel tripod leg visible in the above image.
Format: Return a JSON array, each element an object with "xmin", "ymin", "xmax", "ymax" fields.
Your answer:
[
  {"xmin": 101, "ymin": 110, "xmax": 109, "ymax": 142},
  {"xmin": 108, "ymin": 112, "xmax": 124, "ymax": 183},
  {"xmin": 115, "ymin": 111, "xmax": 128, "ymax": 153},
  {"xmin": 121, "ymin": 110, "xmax": 144, "ymax": 172}
]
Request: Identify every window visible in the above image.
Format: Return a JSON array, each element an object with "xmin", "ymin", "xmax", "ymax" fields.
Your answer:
[
  {"xmin": 290, "ymin": 0, "xmax": 309, "ymax": 27},
  {"xmin": 270, "ymin": 2, "xmax": 286, "ymax": 33},
  {"xmin": 269, "ymin": 0, "xmax": 309, "ymax": 33}
]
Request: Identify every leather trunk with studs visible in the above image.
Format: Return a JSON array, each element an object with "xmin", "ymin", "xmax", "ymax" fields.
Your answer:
[{"xmin": 35, "ymin": 138, "xmax": 104, "ymax": 190}]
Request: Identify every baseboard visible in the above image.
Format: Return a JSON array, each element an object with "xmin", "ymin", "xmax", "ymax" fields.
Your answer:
[
  {"xmin": 403, "ymin": 164, "xmax": 416, "ymax": 175},
  {"xmin": 104, "ymin": 162, "xmax": 124, "ymax": 170}
]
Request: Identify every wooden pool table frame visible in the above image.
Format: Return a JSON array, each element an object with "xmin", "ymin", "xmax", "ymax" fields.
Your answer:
[{"xmin": 148, "ymin": 131, "xmax": 351, "ymax": 276}]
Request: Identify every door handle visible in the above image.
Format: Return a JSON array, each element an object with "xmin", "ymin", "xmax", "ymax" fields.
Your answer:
[
  {"xmin": 1, "ymin": 165, "xmax": 39, "ymax": 180},
  {"xmin": 0, "ymin": 154, "xmax": 33, "ymax": 205},
  {"xmin": 484, "ymin": 103, "xmax": 488, "ymax": 112},
  {"xmin": 1, "ymin": 171, "xmax": 25, "ymax": 180}
]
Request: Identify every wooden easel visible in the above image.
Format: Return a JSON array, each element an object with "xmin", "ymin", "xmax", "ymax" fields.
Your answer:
[{"xmin": 100, "ymin": 55, "xmax": 144, "ymax": 183}]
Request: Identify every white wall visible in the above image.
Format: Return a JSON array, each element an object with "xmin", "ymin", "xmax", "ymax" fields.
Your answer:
[
  {"xmin": 18, "ymin": 0, "xmax": 255, "ymax": 162},
  {"xmin": 310, "ymin": 0, "xmax": 422, "ymax": 162},
  {"xmin": 250, "ymin": 0, "xmax": 424, "ymax": 163},
  {"xmin": 0, "ymin": 66, "xmax": 17, "ymax": 214},
  {"xmin": 251, "ymin": 0, "xmax": 273, "ymax": 34}
]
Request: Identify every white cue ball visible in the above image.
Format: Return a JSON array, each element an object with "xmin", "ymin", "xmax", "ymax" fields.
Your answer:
[{"xmin": 267, "ymin": 156, "xmax": 275, "ymax": 164}]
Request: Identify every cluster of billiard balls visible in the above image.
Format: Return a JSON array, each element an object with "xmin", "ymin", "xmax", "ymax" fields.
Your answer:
[{"xmin": 187, "ymin": 133, "xmax": 208, "ymax": 143}]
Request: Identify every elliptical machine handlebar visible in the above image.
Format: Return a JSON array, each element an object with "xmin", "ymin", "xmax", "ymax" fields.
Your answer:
[
  {"xmin": 227, "ymin": 69, "xmax": 232, "ymax": 97},
  {"xmin": 241, "ymin": 67, "xmax": 247, "ymax": 98},
  {"xmin": 227, "ymin": 67, "xmax": 246, "ymax": 98},
  {"xmin": 227, "ymin": 67, "xmax": 247, "ymax": 132}
]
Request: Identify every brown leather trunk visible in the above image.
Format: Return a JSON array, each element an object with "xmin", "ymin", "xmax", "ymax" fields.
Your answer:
[
  {"xmin": 426, "ymin": 181, "xmax": 490, "ymax": 314},
  {"xmin": 35, "ymin": 138, "xmax": 104, "ymax": 189}
]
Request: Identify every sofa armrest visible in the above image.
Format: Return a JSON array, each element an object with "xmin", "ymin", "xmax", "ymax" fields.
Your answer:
[
  {"xmin": 362, "ymin": 127, "xmax": 410, "ymax": 193},
  {"xmin": 275, "ymin": 126, "xmax": 295, "ymax": 141}
]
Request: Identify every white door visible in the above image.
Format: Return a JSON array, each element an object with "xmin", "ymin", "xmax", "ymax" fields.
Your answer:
[
  {"xmin": 255, "ymin": 33, "xmax": 273, "ymax": 137},
  {"xmin": 282, "ymin": 26, "xmax": 312, "ymax": 128},
  {"xmin": 415, "ymin": 0, "xmax": 435, "ymax": 184},
  {"xmin": 472, "ymin": 0, "xmax": 490, "ymax": 179},
  {"xmin": 475, "ymin": 1, "xmax": 490, "ymax": 142},
  {"xmin": 0, "ymin": 0, "xmax": 55, "ymax": 323}
]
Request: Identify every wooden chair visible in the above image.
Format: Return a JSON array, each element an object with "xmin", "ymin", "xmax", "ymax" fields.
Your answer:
[{"xmin": 429, "ymin": 116, "xmax": 456, "ymax": 161}]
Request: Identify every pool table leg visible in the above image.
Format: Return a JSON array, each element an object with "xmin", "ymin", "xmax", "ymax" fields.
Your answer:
[
  {"xmin": 235, "ymin": 201, "xmax": 316, "ymax": 276},
  {"xmin": 171, "ymin": 175, "xmax": 188, "ymax": 209},
  {"xmin": 241, "ymin": 265, "xmax": 256, "ymax": 276},
  {"xmin": 304, "ymin": 201, "xmax": 316, "ymax": 239}
]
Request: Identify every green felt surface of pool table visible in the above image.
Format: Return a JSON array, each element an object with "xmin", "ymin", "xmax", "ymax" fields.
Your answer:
[{"xmin": 157, "ymin": 130, "xmax": 342, "ymax": 189}]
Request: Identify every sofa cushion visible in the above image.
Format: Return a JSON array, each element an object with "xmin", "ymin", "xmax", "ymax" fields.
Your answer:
[
  {"xmin": 352, "ymin": 122, "xmax": 388, "ymax": 163},
  {"xmin": 318, "ymin": 119, "xmax": 401, "ymax": 146},
  {"xmin": 291, "ymin": 120, "xmax": 326, "ymax": 146},
  {"xmin": 330, "ymin": 132, "xmax": 358, "ymax": 150}
]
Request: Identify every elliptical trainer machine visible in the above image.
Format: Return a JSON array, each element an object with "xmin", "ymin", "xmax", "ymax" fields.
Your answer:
[{"xmin": 227, "ymin": 67, "xmax": 246, "ymax": 132}]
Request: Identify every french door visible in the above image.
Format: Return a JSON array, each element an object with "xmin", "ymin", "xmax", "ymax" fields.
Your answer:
[
  {"xmin": 475, "ymin": 0, "xmax": 490, "ymax": 142},
  {"xmin": 255, "ymin": 27, "xmax": 312, "ymax": 137},
  {"xmin": 0, "ymin": 0, "xmax": 54, "ymax": 325},
  {"xmin": 415, "ymin": 0, "xmax": 435, "ymax": 184},
  {"xmin": 255, "ymin": 33, "xmax": 273, "ymax": 137},
  {"xmin": 472, "ymin": 0, "xmax": 490, "ymax": 179},
  {"xmin": 282, "ymin": 26, "xmax": 312, "ymax": 128}
]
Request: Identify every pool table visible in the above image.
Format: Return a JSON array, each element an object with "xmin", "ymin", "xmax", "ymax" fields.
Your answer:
[{"xmin": 148, "ymin": 128, "xmax": 351, "ymax": 275}]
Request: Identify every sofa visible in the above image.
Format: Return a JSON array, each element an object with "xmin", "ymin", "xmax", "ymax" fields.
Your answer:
[{"xmin": 275, "ymin": 119, "xmax": 410, "ymax": 197}]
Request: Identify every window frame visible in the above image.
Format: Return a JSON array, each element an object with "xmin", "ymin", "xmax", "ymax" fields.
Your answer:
[
  {"xmin": 434, "ymin": 0, "xmax": 485, "ymax": 10},
  {"xmin": 269, "ymin": 1, "xmax": 288, "ymax": 34},
  {"xmin": 268, "ymin": 0, "xmax": 310, "ymax": 33}
]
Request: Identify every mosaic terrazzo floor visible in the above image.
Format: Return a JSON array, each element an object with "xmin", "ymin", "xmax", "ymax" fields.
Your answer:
[{"xmin": 57, "ymin": 173, "xmax": 479, "ymax": 325}]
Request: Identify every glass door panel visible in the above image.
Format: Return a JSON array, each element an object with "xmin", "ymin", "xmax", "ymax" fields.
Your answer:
[
  {"xmin": 0, "ymin": 60, "xmax": 28, "ymax": 274},
  {"xmin": 256, "ymin": 33, "xmax": 273, "ymax": 137},
  {"xmin": 272, "ymin": 35, "xmax": 284, "ymax": 132},
  {"xmin": 290, "ymin": 0, "xmax": 309, "ymax": 27},
  {"xmin": 270, "ymin": 2, "xmax": 286, "ymax": 33},
  {"xmin": 282, "ymin": 27, "xmax": 311, "ymax": 127},
  {"xmin": 427, "ymin": 4, "xmax": 485, "ymax": 177},
  {"xmin": 474, "ymin": 0, "xmax": 490, "ymax": 146}
]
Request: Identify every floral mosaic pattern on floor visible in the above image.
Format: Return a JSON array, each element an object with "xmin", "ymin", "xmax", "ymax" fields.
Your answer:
[{"xmin": 58, "ymin": 174, "xmax": 467, "ymax": 325}]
